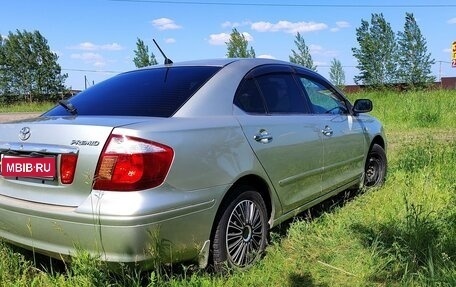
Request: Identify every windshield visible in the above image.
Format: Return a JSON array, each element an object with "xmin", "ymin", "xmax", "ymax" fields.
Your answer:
[{"xmin": 44, "ymin": 66, "xmax": 221, "ymax": 118}]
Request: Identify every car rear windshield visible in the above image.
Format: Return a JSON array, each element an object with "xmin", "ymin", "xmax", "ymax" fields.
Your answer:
[{"xmin": 44, "ymin": 66, "xmax": 221, "ymax": 117}]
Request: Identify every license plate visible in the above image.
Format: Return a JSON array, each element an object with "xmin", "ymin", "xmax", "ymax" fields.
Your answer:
[{"xmin": 0, "ymin": 155, "xmax": 56, "ymax": 178}]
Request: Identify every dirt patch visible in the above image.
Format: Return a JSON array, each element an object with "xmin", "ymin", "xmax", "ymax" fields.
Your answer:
[{"xmin": 0, "ymin": 113, "xmax": 41, "ymax": 123}]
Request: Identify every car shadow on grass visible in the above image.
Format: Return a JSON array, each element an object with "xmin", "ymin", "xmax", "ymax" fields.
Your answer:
[
  {"xmin": 288, "ymin": 271, "xmax": 329, "ymax": 287},
  {"xmin": 271, "ymin": 188, "xmax": 361, "ymax": 238},
  {"xmin": 1, "ymin": 243, "xmax": 68, "ymax": 275},
  {"xmin": 269, "ymin": 188, "xmax": 362, "ymax": 287}
]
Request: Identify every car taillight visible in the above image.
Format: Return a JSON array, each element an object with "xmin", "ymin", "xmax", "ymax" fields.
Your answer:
[
  {"xmin": 93, "ymin": 134, "xmax": 174, "ymax": 191},
  {"xmin": 60, "ymin": 154, "xmax": 78, "ymax": 184}
]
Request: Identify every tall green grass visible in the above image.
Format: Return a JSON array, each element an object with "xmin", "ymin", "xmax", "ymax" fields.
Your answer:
[
  {"xmin": 349, "ymin": 89, "xmax": 456, "ymax": 130},
  {"xmin": 0, "ymin": 101, "xmax": 55, "ymax": 113},
  {"xmin": 1, "ymin": 89, "xmax": 455, "ymax": 286}
]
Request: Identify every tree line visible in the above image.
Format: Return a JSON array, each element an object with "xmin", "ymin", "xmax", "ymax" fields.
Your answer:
[
  {"xmin": 134, "ymin": 12, "xmax": 434, "ymax": 90},
  {"xmin": 0, "ymin": 30, "xmax": 67, "ymax": 104},
  {"xmin": 0, "ymin": 12, "xmax": 435, "ymax": 104},
  {"xmin": 352, "ymin": 12, "xmax": 435, "ymax": 89}
]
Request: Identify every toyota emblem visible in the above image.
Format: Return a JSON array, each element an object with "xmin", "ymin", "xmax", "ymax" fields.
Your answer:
[{"xmin": 19, "ymin": 127, "xmax": 31, "ymax": 141}]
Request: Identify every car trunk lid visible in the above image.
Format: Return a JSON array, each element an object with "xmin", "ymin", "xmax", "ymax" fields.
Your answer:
[{"xmin": 0, "ymin": 116, "xmax": 149, "ymax": 207}]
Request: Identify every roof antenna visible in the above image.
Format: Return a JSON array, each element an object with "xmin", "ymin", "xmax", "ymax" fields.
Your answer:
[{"xmin": 153, "ymin": 39, "xmax": 173, "ymax": 65}]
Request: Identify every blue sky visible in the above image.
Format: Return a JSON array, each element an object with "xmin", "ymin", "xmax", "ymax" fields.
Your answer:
[{"xmin": 2, "ymin": 0, "xmax": 456, "ymax": 90}]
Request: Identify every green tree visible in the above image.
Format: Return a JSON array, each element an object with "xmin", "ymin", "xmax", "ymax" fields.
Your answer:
[
  {"xmin": 329, "ymin": 58, "xmax": 345, "ymax": 88},
  {"xmin": 0, "ymin": 30, "xmax": 67, "ymax": 103},
  {"xmin": 397, "ymin": 13, "xmax": 435, "ymax": 89},
  {"xmin": 352, "ymin": 13, "xmax": 398, "ymax": 87},
  {"xmin": 289, "ymin": 32, "xmax": 317, "ymax": 71},
  {"xmin": 133, "ymin": 38, "xmax": 158, "ymax": 68},
  {"xmin": 226, "ymin": 28, "xmax": 255, "ymax": 58},
  {"xmin": 0, "ymin": 35, "xmax": 7, "ymax": 98}
]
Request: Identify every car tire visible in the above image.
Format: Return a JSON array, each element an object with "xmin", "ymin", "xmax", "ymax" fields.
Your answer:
[
  {"xmin": 212, "ymin": 187, "xmax": 268, "ymax": 272},
  {"xmin": 364, "ymin": 144, "xmax": 387, "ymax": 187}
]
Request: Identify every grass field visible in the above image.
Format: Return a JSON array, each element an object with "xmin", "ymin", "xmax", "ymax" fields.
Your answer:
[
  {"xmin": 0, "ymin": 101, "xmax": 54, "ymax": 113},
  {"xmin": 0, "ymin": 89, "xmax": 455, "ymax": 286}
]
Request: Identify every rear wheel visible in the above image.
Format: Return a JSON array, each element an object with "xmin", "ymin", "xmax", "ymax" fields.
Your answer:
[
  {"xmin": 212, "ymin": 187, "xmax": 268, "ymax": 271},
  {"xmin": 364, "ymin": 144, "xmax": 387, "ymax": 187}
]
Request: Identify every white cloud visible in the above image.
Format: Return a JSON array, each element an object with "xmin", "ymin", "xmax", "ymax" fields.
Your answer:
[
  {"xmin": 447, "ymin": 18, "xmax": 456, "ymax": 24},
  {"xmin": 331, "ymin": 21, "xmax": 350, "ymax": 32},
  {"xmin": 100, "ymin": 43, "xmax": 123, "ymax": 51},
  {"xmin": 209, "ymin": 33, "xmax": 230, "ymax": 45},
  {"xmin": 208, "ymin": 31, "xmax": 253, "ymax": 46},
  {"xmin": 69, "ymin": 42, "xmax": 123, "ymax": 51},
  {"xmin": 152, "ymin": 18, "xmax": 182, "ymax": 30},
  {"xmin": 77, "ymin": 42, "xmax": 97, "ymax": 50},
  {"xmin": 336, "ymin": 21, "xmax": 350, "ymax": 28},
  {"xmin": 165, "ymin": 38, "xmax": 176, "ymax": 44},
  {"xmin": 221, "ymin": 20, "xmax": 251, "ymax": 28},
  {"xmin": 257, "ymin": 54, "xmax": 276, "ymax": 59},
  {"xmin": 222, "ymin": 21, "xmax": 239, "ymax": 28},
  {"xmin": 251, "ymin": 20, "xmax": 327, "ymax": 34},
  {"xmin": 309, "ymin": 44, "xmax": 338, "ymax": 57},
  {"xmin": 71, "ymin": 52, "xmax": 106, "ymax": 67}
]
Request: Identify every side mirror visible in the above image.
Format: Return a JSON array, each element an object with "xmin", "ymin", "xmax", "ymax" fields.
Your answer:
[{"xmin": 353, "ymin": 99, "xmax": 373, "ymax": 114}]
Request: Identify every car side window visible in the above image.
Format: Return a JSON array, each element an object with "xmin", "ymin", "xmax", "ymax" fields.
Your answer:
[
  {"xmin": 256, "ymin": 73, "xmax": 308, "ymax": 114},
  {"xmin": 234, "ymin": 78, "xmax": 267, "ymax": 114},
  {"xmin": 299, "ymin": 76, "xmax": 348, "ymax": 115}
]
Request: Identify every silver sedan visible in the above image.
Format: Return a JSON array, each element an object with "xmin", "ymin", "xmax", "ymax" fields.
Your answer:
[{"xmin": 0, "ymin": 58, "xmax": 386, "ymax": 270}]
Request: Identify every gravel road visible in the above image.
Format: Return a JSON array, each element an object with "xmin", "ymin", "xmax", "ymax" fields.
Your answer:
[{"xmin": 0, "ymin": 112, "xmax": 41, "ymax": 123}]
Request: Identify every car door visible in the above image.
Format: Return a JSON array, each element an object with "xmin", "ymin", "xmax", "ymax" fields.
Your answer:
[
  {"xmin": 297, "ymin": 72, "xmax": 366, "ymax": 194},
  {"xmin": 234, "ymin": 66, "xmax": 325, "ymax": 213}
]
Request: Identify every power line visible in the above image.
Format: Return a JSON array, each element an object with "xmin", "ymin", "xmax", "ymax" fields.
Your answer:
[{"xmin": 108, "ymin": 0, "xmax": 456, "ymax": 8}]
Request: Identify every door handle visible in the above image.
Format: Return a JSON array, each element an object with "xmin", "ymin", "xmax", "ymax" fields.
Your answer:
[
  {"xmin": 254, "ymin": 129, "xmax": 273, "ymax": 143},
  {"xmin": 321, "ymin": 125, "xmax": 333, "ymax": 137}
]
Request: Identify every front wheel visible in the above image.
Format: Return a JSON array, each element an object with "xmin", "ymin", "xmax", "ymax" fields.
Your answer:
[
  {"xmin": 212, "ymin": 188, "xmax": 269, "ymax": 271},
  {"xmin": 364, "ymin": 144, "xmax": 387, "ymax": 187}
]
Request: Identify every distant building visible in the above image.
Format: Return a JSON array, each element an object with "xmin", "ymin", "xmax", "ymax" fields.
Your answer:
[
  {"xmin": 343, "ymin": 77, "xmax": 456, "ymax": 93},
  {"xmin": 441, "ymin": 77, "xmax": 456, "ymax": 89}
]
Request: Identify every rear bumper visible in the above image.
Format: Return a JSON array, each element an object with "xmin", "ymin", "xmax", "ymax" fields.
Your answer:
[{"xmin": 0, "ymin": 186, "xmax": 224, "ymax": 266}]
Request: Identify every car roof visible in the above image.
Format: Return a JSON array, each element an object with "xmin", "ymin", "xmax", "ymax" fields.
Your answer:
[
  {"xmin": 131, "ymin": 58, "xmax": 326, "ymax": 118},
  {"xmin": 138, "ymin": 57, "xmax": 307, "ymax": 70}
]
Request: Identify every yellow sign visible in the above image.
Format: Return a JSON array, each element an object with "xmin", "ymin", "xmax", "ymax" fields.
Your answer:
[{"xmin": 453, "ymin": 41, "xmax": 456, "ymax": 68}]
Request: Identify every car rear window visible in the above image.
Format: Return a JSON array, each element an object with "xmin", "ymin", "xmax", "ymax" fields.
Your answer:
[{"xmin": 44, "ymin": 66, "xmax": 221, "ymax": 117}]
